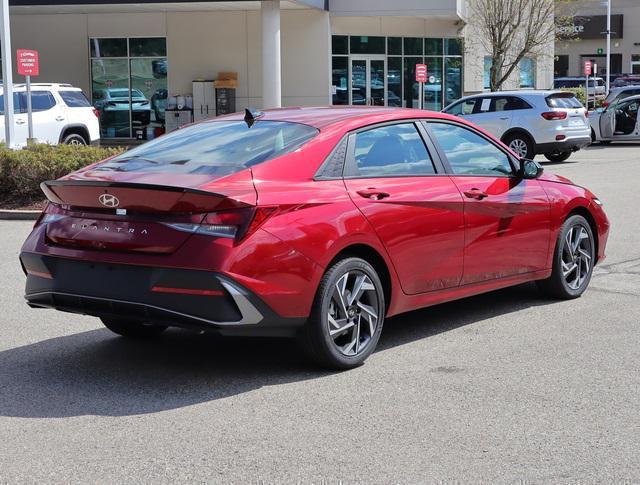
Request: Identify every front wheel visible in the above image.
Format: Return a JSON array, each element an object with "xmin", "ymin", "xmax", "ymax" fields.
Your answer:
[
  {"xmin": 299, "ymin": 258, "xmax": 386, "ymax": 370},
  {"xmin": 544, "ymin": 151, "xmax": 572, "ymax": 162},
  {"xmin": 536, "ymin": 215, "xmax": 595, "ymax": 299},
  {"xmin": 101, "ymin": 317, "xmax": 167, "ymax": 339}
]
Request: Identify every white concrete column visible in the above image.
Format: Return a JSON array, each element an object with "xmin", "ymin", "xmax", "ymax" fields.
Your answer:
[
  {"xmin": 0, "ymin": 0, "xmax": 15, "ymax": 148},
  {"xmin": 261, "ymin": 0, "xmax": 282, "ymax": 109}
]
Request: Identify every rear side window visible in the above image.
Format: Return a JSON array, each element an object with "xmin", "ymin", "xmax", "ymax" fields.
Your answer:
[
  {"xmin": 350, "ymin": 123, "xmax": 436, "ymax": 177},
  {"xmin": 60, "ymin": 91, "xmax": 92, "ymax": 108},
  {"xmin": 491, "ymin": 96, "xmax": 531, "ymax": 112},
  {"xmin": 546, "ymin": 93, "xmax": 583, "ymax": 109},
  {"xmin": 97, "ymin": 120, "xmax": 318, "ymax": 175}
]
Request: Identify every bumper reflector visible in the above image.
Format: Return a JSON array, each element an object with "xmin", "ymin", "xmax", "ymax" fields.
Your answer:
[{"xmin": 151, "ymin": 285, "xmax": 224, "ymax": 296}]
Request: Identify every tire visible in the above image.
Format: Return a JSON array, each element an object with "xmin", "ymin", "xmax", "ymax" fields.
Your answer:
[
  {"xmin": 544, "ymin": 151, "xmax": 572, "ymax": 162},
  {"xmin": 298, "ymin": 257, "xmax": 386, "ymax": 370},
  {"xmin": 101, "ymin": 317, "xmax": 167, "ymax": 339},
  {"xmin": 503, "ymin": 132, "xmax": 535, "ymax": 159},
  {"xmin": 536, "ymin": 214, "xmax": 595, "ymax": 299},
  {"xmin": 62, "ymin": 133, "xmax": 88, "ymax": 146}
]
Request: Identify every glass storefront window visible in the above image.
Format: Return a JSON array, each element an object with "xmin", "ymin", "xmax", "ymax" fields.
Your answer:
[
  {"xmin": 331, "ymin": 35, "xmax": 463, "ymax": 110},
  {"xmin": 425, "ymin": 38, "xmax": 443, "ymax": 56},
  {"xmin": 484, "ymin": 56, "xmax": 492, "ymax": 89},
  {"xmin": 332, "ymin": 35, "xmax": 348, "ymax": 55},
  {"xmin": 350, "ymin": 36, "xmax": 385, "ymax": 55},
  {"xmin": 520, "ymin": 57, "xmax": 536, "ymax": 88},
  {"xmin": 90, "ymin": 37, "xmax": 167, "ymax": 139},
  {"xmin": 404, "ymin": 38, "xmax": 423, "ymax": 56},
  {"xmin": 129, "ymin": 37, "xmax": 167, "ymax": 57},
  {"xmin": 388, "ymin": 57, "xmax": 402, "ymax": 107},
  {"xmin": 423, "ymin": 57, "xmax": 443, "ymax": 111},
  {"xmin": 445, "ymin": 38, "xmax": 463, "ymax": 56},
  {"xmin": 332, "ymin": 56, "xmax": 349, "ymax": 105},
  {"xmin": 90, "ymin": 38, "xmax": 127, "ymax": 58},
  {"xmin": 445, "ymin": 57, "xmax": 463, "ymax": 107},
  {"xmin": 388, "ymin": 37, "xmax": 402, "ymax": 55}
]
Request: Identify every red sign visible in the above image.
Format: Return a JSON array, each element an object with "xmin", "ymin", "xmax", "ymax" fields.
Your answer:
[
  {"xmin": 583, "ymin": 60, "xmax": 592, "ymax": 76},
  {"xmin": 17, "ymin": 49, "xmax": 39, "ymax": 76},
  {"xmin": 415, "ymin": 64, "xmax": 428, "ymax": 83}
]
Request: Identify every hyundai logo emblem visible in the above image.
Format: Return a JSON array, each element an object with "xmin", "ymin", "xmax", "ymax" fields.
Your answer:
[{"xmin": 99, "ymin": 193, "xmax": 120, "ymax": 208}]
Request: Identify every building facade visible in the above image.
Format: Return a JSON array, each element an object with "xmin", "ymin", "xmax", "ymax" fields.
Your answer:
[
  {"xmin": 555, "ymin": 0, "xmax": 640, "ymax": 78},
  {"xmin": 4, "ymin": 0, "xmax": 553, "ymax": 140}
]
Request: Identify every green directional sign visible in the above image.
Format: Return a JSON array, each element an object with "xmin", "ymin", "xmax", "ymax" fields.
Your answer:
[{"xmin": 597, "ymin": 48, "xmax": 604, "ymax": 55}]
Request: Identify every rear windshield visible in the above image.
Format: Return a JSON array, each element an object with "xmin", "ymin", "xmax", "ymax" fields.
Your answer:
[
  {"xmin": 546, "ymin": 93, "xmax": 583, "ymax": 109},
  {"xmin": 59, "ymin": 90, "xmax": 91, "ymax": 108},
  {"xmin": 97, "ymin": 120, "xmax": 319, "ymax": 176}
]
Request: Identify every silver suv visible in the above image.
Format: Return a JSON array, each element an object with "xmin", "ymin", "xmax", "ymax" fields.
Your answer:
[
  {"xmin": 602, "ymin": 85, "xmax": 640, "ymax": 108},
  {"xmin": 442, "ymin": 91, "xmax": 591, "ymax": 162}
]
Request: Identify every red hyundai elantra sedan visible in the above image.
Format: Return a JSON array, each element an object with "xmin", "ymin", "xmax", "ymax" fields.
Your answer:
[{"xmin": 20, "ymin": 107, "xmax": 609, "ymax": 369}]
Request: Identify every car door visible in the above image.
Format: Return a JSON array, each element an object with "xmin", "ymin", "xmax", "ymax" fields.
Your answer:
[
  {"xmin": 24, "ymin": 91, "xmax": 65, "ymax": 144},
  {"xmin": 601, "ymin": 98, "xmax": 640, "ymax": 140},
  {"xmin": 343, "ymin": 121, "xmax": 465, "ymax": 295},
  {"xmin": 426, "ymin": 121, "xmax": 551, "ymax": 285}
]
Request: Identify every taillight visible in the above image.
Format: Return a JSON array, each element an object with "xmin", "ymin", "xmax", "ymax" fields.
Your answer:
[
  {"xmin": 584, "ymin": 109, "xmax": 589, "ymax": 118},
  {"xmin": 164, "ymin": 207, "xmax": 276, "ymax": 241},
  {"xmin": 602, "ymin": 101, "xmax": 609, "ymax": 108},
  {"xmin": 541, "ymin": 111, "xmax": 567, "ymax": 120},
  {"xmin": 33, "ymin": 203, "xmax": 66, "ymax": 228},
  {"xmin": 92, "ymin": 107, "xmax": 100, "ymax": 118}
]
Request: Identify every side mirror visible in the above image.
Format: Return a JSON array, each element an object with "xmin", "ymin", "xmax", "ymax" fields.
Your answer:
[{"xmin": 519, "ymin": 158, "xmax": 544, "ymax": 179}]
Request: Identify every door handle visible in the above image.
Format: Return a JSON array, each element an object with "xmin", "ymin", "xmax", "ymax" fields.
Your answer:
[
  {"xmin": 463, "ymin": 188, "xmax": 488, "ymax": 200},
  {"xmin": 357, "ymin": 189, "xmax": 390, "ymax": 200},
  {"xmin": 15, "ymin": 119, "xmax": 26, "ymax": 125},
  {"xmin": 499, "ymin": 116, "xmax": 509, "ymax": 120},
  {"xmin": 55, "ymin": 116, "xmax": 65, "ymax": 122}
]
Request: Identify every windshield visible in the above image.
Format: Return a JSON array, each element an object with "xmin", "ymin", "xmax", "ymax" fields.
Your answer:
[
  {"xmin": 546, "ymin": 93, "xmax": 583, "ymax": 109},
  {"xmin": 97, "ymin": 120, "xmax": 319, "ymax": 176}
]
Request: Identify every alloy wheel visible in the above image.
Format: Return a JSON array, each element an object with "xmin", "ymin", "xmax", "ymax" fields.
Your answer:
[
  {"xmin": 561, "ymin": 224, "xmax": 593, "ymax": 290},
  {"xmin": 508, "ymin": 138, "xmax": 528, "ymax": 158},
  {"xmin": 327, "ymin": 270, "xmax": 380, "ymax": 356}
]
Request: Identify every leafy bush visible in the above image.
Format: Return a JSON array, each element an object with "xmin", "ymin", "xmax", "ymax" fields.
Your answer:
[{"xmin": 0, "ymin": 144, "xmax": 124, "ymax": 206}]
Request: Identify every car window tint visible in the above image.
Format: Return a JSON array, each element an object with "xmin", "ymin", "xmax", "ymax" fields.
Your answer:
[
  {"xmin": 546, "ymin": 93, "xmax": 583, "ymax": 109},
  {"xmin": 353, "ymin": 123, "xmax": 436, "ymax": 177},
  {"xmin": 446, "ymin": 98, "xmax": 477, "ymax": 116},
  {"xmin": 429, "ymin": 122, "xmax": 514, "ymax": 177},
  {"xmin": 60, "ymin": 91, "xmax": 92, "ymax": 108},
  {"xmin": 502, "ymin": 96, "xmax": 530, "ymax": 110},
  {"xmin": 0, "ymin": 93, "xmax": 22, "ymax": 114},
  {"xmin": 99, "ymin": 121, "xmax": 318, "ymax": 175},
  {"xmin": 26, "ymin": 92, "xmax": 57, "ymax": 112}
]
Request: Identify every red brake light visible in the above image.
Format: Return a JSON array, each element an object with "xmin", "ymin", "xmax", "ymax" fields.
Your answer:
[
  {"xmin": 602, "ymin": 101, "xmax": 609, "ymax": 108},
  {"xmin": 92, "ymin": 107, "xmax": 100, "ymax": 118},
  {"xmin": 541, "ymin": 111, "xmax": 567, "ymax": 120},
  {"xmin": 584, "ymin": 109, "xmax": 589, "ymax": 118},
  {"xmin": 166, "ymin": 207, "xmax": 277, "ymax": 241}
]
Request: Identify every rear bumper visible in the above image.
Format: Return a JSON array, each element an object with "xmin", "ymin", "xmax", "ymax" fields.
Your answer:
[
  {"xmin": 20, "ymin": 253, "xmax": 305, "ymax": 337},
  {"xmin": 536, "ymin": 136, "xmax": 592, "ymax": 154}
]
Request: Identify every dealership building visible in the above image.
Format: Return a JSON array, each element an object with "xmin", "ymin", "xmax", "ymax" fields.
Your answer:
[
  {"xmin": 555, "ymin": 0, "xmax": 640, "ymax": 77},
  {"xmin": 4, "ymin": 0, "xmax": 553, "ymax": 140}
]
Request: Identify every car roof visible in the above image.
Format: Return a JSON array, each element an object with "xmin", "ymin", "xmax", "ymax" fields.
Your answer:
[{"xmin": 215, "ymin": 106, "xmax": 458, "ymax": 129}]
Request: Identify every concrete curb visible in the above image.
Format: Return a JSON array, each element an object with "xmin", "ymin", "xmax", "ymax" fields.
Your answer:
[{"xmin": 0, "ymin": 209, "xmax": 40, "ymax": 221}]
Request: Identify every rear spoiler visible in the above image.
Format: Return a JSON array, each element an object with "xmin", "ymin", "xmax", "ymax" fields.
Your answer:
[{"xmin": 40, "ymin": 180, "xmax": 251, "ymax": 213}]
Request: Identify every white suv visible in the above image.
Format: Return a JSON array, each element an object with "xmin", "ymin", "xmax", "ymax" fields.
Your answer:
[
  {"xmin": 0, "ymin": 83, "xmax": 100, "ymax": 147},
  {"xmin": 442, "ymin": 90, "xmax": 591, "ymax": 162}
]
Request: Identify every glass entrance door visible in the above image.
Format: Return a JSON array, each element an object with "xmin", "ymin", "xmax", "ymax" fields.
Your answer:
[{"xmin": 350, "ymin": 56, "xmax": 386, "ymax": 106}]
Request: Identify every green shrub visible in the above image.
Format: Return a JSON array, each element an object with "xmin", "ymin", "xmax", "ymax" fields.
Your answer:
[{"xmin": 0, "ymin": 144, "xmax": 125, "ymax": 204}]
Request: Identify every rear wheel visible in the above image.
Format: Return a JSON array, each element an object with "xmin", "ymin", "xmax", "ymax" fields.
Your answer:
[
  {"xmin": 101, "ymin": 317, "xmax": 167, "ymax": 339},
  {"xmin": 536, "ymin": 215, "xmax": 595, "ymax": 299},
  {"xmin": 544, "ymin": 151, "xmax": 572, "ymax": 162},
  {"xmin": 504, "ymin": 132, "xmax": 534, "ymax": 159},
  {"xmin": 299, "ymin": 257, "xmax": 385, "ymax": 370}
]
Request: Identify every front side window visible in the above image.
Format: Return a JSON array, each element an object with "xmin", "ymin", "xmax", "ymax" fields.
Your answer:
[
  {"xmin": 97, "ymin": 121, "xmax": 318, "ymax": 175},
  {"xmin": 351, "ymin": 123, "xmax": 436, "ymax": 177},
  {"xmin": 429, "ymin": 122, "xmax": 514, "ymax": 177}
]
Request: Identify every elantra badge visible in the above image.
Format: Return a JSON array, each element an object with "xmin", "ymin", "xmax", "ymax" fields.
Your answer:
[{"xmin": 99, "ymin": 193, "xmax": 120, "ymax": 208}]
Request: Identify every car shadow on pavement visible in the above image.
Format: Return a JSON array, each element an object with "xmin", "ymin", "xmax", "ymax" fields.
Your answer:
[{"xmin": 0, "ymin": 282, "xmax": 553, "ymax": 418}]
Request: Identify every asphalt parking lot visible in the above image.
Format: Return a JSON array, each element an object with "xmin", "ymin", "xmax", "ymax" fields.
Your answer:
[{"xmin": 0, "ymin": 144, "xmax": 638, "ymax": 483}]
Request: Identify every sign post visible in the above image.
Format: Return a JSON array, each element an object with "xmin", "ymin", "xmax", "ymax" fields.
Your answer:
[
  {"xmin": 0, "ymin": 0, "xmax": 15, "ymax": 148},
  {"xmin": 415, "ymin": 64, "xmax": 427, "ymax": 110},
  {"xmin": 17, "ymin": 49, "xmax": 39, "ymax": 145},
  {"xmin": 584, "ymin": 60, "xmax": 592, "ymax": 110}
]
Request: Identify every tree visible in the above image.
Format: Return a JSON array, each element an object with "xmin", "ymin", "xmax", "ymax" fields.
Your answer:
[{"xmin": 469, "ymin": 0, "xmax": 574, "ymax": 91}]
